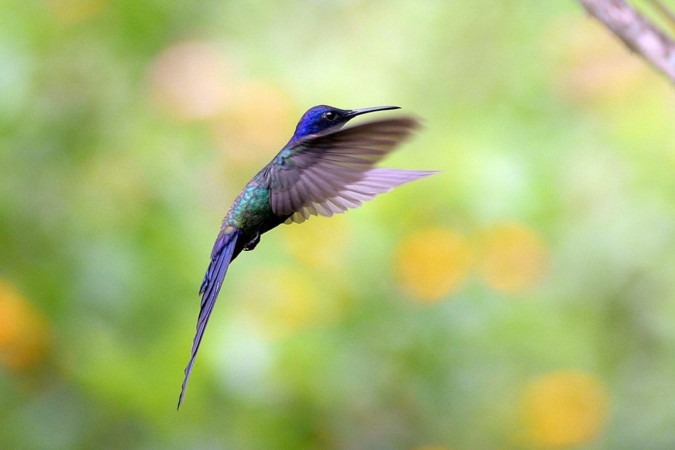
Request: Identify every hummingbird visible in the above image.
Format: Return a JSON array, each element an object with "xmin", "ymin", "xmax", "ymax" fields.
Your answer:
[{"xmin": 178, "ymin": 104, "xmax": 436, "ymax": 408}]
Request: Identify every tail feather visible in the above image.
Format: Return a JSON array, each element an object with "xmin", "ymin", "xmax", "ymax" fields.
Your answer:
[{"xmin": 178, "ymin": 227, "xmax": 242, "ymax": 409}]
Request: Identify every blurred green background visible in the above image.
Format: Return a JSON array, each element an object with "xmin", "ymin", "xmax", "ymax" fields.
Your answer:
[{"xmin": 2, "ymin": 1, "xmax": 675, "ymax": 449}]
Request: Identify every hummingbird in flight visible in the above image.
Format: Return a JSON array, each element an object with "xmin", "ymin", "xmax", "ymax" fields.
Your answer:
[{"xmin": 178, "ymin": 104, "xmax": 436, "ymax": 408}]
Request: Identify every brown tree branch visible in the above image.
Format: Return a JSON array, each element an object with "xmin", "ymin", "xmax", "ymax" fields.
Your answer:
[{"xmin": 579, "ymin": 0, "xmax": 675, "ymax": 83}]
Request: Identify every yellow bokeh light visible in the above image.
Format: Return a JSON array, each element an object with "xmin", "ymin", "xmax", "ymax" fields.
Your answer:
[
  {"xmin": 281, "ymin": 214, "xmax": 349, "ymax": 271},
  {"xmin": 521, "ymin": 371, "xmax": 608, "ymax": 448},
  {"xmin": 240, "ymin": 266, "xmax": 341, "ymax": 339},
  {"xmin": 394, "ymin": 227, "xmax": 473, "ymax": 303},
  {"xmin": 222, "ymin": 81, "xmax": 295, "ymax": 149},
  {"xmin": 479, "ymin": 223, "xmax": 547, "ymax": 294},
  {"xmin": 0, "ymin": 279, "xmax": 49, "ymax": 370},
  {"xmin": 211, "ymin": 80, "xmax": 295, "ymax": 169}
]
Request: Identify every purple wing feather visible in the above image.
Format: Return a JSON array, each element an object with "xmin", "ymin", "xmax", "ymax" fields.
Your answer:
[
  {"xmin": 288, "ymin": 168, "xmax": 437, "ymax": 223},
  {"xmin": 268, "ymin": 117, "xmax": 437, "ymax": 223}
]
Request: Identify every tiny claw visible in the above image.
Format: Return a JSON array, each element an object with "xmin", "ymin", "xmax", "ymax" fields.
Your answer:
[{"xmin": 243, "ymin": 232, "xmax": 260, "ymax": 251}]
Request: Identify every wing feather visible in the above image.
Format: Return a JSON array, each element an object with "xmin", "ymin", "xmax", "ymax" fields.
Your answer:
[{"xmin": 270, "ymin": 117, "xmax": 434, "ymax": 221}]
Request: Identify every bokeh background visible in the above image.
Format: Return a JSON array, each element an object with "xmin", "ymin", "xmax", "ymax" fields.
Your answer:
[{"xmin": 2, "ymin": 1, "xmax": 675, "ymax": 449}]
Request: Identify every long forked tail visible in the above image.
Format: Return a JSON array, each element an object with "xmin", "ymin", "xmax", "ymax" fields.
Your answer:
[{"xmin": 178, "ymin": 227, "xmax": 242, "ymax": 409}]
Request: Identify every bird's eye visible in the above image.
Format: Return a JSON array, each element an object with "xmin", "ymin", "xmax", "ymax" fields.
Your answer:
[{"xmin": 322, "ymin": 111, "xmax": 338, "ymax": 121}]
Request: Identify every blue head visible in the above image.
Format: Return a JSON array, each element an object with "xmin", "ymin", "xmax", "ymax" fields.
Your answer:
[{"xmin": 289, "ymin": 104, "xmax": 400, "ymax": 142}]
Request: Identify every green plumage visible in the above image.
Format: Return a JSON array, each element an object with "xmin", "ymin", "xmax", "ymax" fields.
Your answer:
[{"xmin": 225, "ymin": 172, "xmax": 279, "ymax": 232}]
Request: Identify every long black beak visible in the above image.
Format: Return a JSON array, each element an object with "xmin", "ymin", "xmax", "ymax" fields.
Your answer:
[{"xmin": 346, "ymin": 105, "xmax": 400, "ymax": 118}]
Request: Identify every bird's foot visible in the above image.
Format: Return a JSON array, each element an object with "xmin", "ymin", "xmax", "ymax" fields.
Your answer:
[{"xmin": 243, "ymin": 233, "xmax": 260, "ymax": 251}]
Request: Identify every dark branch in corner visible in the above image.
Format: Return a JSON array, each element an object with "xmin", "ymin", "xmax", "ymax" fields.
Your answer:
[{"xmin": 579, "ymin": 0, "xmax": 675, "ymax": 83}]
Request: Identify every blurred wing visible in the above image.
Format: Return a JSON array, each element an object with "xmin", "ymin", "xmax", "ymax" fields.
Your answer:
[
  {"xmin": 178, "ymin": 227, "xmax": 242, "ymax": 409},
  {"xmin": 269, "ymin": 117, "xmax": 434, "ymax": 222},
  {"xmin": 286, "ymin": 168, "xmax": 436, "ymax": 223}
]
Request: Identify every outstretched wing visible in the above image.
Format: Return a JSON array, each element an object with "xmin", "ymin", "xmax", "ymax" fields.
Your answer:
[
  {"xmin": 268, "ymin": 117, "xmax": 436, "ymax": 223},
  {"xmin": 286, "ymin": 168, "xmax": 436, "ymax": 223},
  {"xmin": 178, "ymin": 227, "xmax": 242, "ymax": 409}
]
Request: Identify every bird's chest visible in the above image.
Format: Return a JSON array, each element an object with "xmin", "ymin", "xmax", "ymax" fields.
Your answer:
[{"xmin": 225, "ymin": 183, "xmax": 279, "ymax": 232}]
